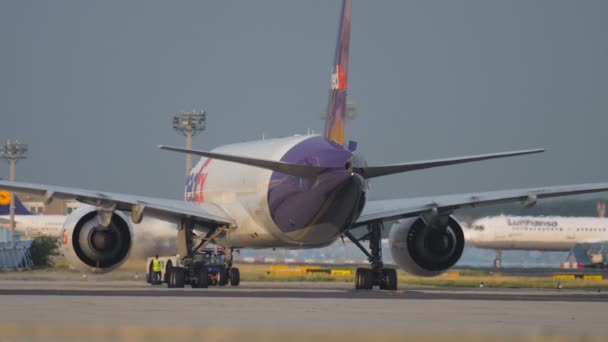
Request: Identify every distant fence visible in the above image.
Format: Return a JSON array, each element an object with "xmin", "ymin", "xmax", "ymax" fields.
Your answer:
[{"xmin": 0, "ymin": 240, "xmax": 33, "ymax": 269}]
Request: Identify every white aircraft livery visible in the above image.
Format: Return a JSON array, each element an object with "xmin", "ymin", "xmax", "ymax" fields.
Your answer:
[
  {"xmin": 3, "ymin": 0, "xmax": 608, "ymax": 290},
  {"xmin": 0, "ymin": 193, "xmax": 65, "ymax": 238},
  {"xmin": 466, "ymin": 215, "xmax": 608, "ymax": 251}
]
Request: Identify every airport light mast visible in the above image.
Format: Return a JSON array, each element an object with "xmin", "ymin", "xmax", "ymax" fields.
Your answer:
[
  {"xmin": 0, "ymin": 140, "xmax": 28, "ymax": 242},
  {"xmin": 172, "ymin": 111, "xmax": 206, "ymax": 178}
]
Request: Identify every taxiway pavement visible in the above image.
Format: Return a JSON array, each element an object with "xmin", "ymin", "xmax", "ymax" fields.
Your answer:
[{"xmin": 0, "ymin": 279, "xmax": 607, "ymax": 341}]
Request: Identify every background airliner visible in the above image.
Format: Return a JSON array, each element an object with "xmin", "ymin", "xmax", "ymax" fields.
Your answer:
[
  {"xmin": 467, "ymin": 215, "xmax": 608, "ymax": 251},
  {"xmin": 0, "ymin": 192, "xmax": 65, "ymax": 238},
  {"xmin": 465, "ymin": 215, "xmax": 608, "ymax": 267},
  {"xmin": 2, "ymin": 0, "xmax": 608, "ymax": 290}
]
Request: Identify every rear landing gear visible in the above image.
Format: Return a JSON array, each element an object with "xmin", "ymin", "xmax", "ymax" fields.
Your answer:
[{"xmin": 345, "ymin": 221, "xmax": 397, "ymax": 291}]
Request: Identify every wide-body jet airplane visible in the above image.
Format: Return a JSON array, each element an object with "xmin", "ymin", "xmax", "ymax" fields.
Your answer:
[{"xmin": 2, "ymin": 0, "xmax": 608, "ymax": 290}]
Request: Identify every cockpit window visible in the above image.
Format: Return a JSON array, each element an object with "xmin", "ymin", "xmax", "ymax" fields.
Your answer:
[{"xmin": 474, "ymin": 225, "xmax": 485, "ymax": 231}]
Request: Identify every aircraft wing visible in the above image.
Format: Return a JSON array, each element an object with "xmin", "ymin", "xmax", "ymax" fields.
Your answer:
[
  {"xmin": 0, "ymin": 180, "xmax": 234, "ymax": 228},
  {"xmin": 356, "ymin": 183, "xmax": 608, "ymax": 226},
  {"xmin": 0, "ymin": 217, "xmax": 9, "ymax": 224}
]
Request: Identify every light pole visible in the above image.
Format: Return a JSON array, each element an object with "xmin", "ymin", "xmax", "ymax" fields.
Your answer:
[
  {"xmin": 172, "ymin": 111, "xmax": 206, "ymax": 178},
  {"xmin": 0, "ymin": 141, "xmax": 28, "ymax": 242}
]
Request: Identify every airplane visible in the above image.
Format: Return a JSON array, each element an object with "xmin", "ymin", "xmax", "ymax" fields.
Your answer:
[
  {"xmin": 0, "ymin": 190, "xmax": 65, "ymax": 238},
  {"xmin": 465, "ymin": 215, "xmax": 608, "ymax": 267},
  {"xmin": 3, "ymin": 0, "xmax": 608, "ymax": 290}
]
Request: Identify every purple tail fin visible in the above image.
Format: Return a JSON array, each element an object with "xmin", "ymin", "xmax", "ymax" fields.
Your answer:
[{"xmin": 324, "ymin": 0, "xmax": 352, "ymax": 146}]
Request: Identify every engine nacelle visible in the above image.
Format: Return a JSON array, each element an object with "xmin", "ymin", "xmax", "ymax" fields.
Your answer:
[
  {"xmin": 389, "ymin": 216, "xmax": 464, "ymax": 277},
  {"xmin": 61, "ymin": 205, "xmax": 133, "ymax": 274}
]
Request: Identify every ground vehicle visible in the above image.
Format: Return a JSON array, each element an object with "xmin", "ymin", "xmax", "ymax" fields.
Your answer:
[{"xmin": 145, "ymin": 247, "xmax": 240, "ymax": 288}]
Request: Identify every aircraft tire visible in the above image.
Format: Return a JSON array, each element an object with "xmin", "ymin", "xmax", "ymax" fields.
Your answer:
[
  {"xmin": 165, "ymin": 264, "xmax": 174, "ymax": 288},
  {"xmin": 164, "ymin": 261, "xmax": 173, "ymax": 284},
  {"xmin": 380, "ymin": 268, "xmax": 397, "ymax": 291},
  {"xmin": 194, "ymin": 267, "xmax": 209, "ymax": 289},
  {"xmin": 168, "ymin": 267, "xmax": 185, "ymax": 288},
  {"xmin": 229, "ymin": 268, "xmax": 240, "ymax": 286},
  {"xmin": 218, "ymin": 267, "xmax": 229, "ymax": 286},
  {"xmin": 355, "ymin": 268, "xmax": 373, "ymax": 290}
]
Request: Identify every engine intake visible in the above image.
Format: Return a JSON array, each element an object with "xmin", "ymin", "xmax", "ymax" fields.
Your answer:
[
  {"xmin": 389, "ymin": 216, "xmax": 464, "ymax": 277},
  {"xmin": 62, "ymin": 205, "xmax": 133, "ymax": 273}
]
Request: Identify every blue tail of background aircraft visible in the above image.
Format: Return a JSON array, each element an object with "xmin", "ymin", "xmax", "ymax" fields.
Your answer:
[{"xmin": 0, "ymin": 179, "xmax": 32, "ymax": 216}]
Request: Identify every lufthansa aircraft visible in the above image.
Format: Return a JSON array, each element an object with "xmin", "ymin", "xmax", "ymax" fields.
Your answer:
[
  {"xmin": 2, "ymin": 0, "xmax": 608, "ymax": 290},
  {"xmin": 465, "ymin": 215, "xmax": 608, "ymax": 267},
  {"xmin": 0, "ymin": 192, "xmax": 65, "ymax": 238},
  {"xmin": 467, "ymin": 216, "xmax": 608, "ymax": 252}
]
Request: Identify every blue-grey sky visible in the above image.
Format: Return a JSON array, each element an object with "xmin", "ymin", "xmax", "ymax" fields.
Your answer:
[{"xmin": 1, "ymin": 0, "xmax": 607, "ymax": 201}]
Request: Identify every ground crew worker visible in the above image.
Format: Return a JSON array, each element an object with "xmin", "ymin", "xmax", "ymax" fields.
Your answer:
[{"xmin": 152, "ymin": 255, "xmax": 162, "ymax": 284}]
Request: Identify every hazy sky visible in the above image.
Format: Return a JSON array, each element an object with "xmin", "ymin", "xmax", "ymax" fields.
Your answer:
[{"xmin": 1, "ymin": 1, "xmax": 607, "ymax": 201}]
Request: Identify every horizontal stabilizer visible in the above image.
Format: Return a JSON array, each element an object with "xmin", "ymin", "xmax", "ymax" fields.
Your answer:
[
  {"xmin": 357, "ymin": 148, "xmax": 545, "ymax": 179},
  {"xmin": 159, "ymin": 145, "xmax": 328, "ymax": 178}
]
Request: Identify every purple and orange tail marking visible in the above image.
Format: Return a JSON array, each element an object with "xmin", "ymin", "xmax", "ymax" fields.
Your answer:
[{"xmin": 324, "ymin": 0, "xmax": 352, "ymax": 146}]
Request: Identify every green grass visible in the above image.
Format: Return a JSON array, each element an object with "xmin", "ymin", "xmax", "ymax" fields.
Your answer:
[
  {"xmin": 235, "ymin": 265, "xmax": 608, "ymax": 289},
  {"xmin": 397, "ymin": 272, "xmax": 608, "ymax": 290},
  {"xmin": 4, "ymin": 257, "xmax": 608, "ymax": 290}
]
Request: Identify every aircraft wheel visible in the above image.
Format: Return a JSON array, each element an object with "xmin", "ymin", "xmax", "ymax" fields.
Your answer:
[
  {"xmin": 229, "ymin": 268, "xmax": 240, "ymax": 286},
  {"xmin": 193, "ymin": 267, "xmax": 209, "ymax": 288},
  {"xmin": 165, "ymin": 265, "xmax": 174, "ymax": 288},
  {"xmin": 355, "ymin": 268, "xmax": 373, "ymax": 290},
  {"xmin": 218, "ymin": 267, "xmax": 229, "ymax": 286},
  {"xmin": 164, "ymin": 261, "xmax": 173, "ymax": 284},
  {"xmin": 379, "ymin": 268, "xmax": 397, "ymax": 291},
  {"xmin": 146, "ymin": 261, "xmax": 153, "ymax": 284},
  {"xmin": 168, "ymin": 267, "xmax": 185, "ymax": 288}
]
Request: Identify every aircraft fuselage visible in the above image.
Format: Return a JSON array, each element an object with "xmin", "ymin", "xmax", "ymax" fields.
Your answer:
[{"xmin": 185, "ymin": 135, "xmax": 366, "ymax": 248}]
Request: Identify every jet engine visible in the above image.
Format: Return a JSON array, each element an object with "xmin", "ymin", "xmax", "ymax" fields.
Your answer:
[
  {"xmin": 61, "ymin": 205, "xmax": 133, "ymax": 274},
  {"xmin": 389, "ymin": 216, "xmax": 464, "ymax": 277}
]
